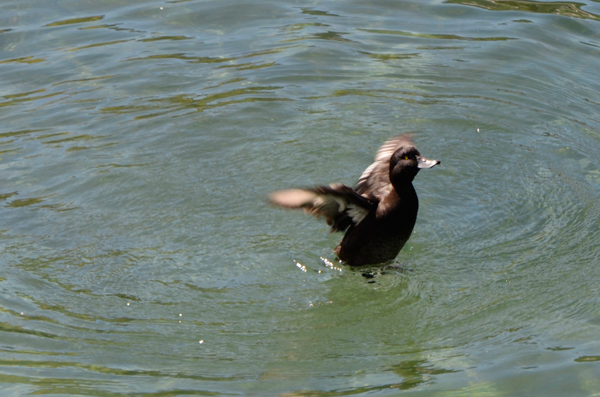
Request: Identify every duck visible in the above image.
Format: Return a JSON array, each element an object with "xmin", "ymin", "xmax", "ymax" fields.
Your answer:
[{"xmin": 269, "ymin": 134, "xmax": 439, "ymax": 267}]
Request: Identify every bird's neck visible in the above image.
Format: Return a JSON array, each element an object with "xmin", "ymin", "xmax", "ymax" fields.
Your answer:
[{"xmin": 391, "ymin": 180, "xmax": 416, "ymax": 195}]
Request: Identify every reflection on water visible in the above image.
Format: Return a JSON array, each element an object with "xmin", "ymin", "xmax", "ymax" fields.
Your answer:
[
  {"xmin": 44, "ymin": 16, "xmax": 105, "ymax": 27},
  {"xmin": 2, "ymin": 0, "xmax": 600, "ymax": 395},
  {"xmin": 446, "ymin": 0, "xmax": 600, "ymax": 21},
  {"xmin": 359, "ymin": 28, "xmax": 515, "ymax": 41},
  {"xmin": 390, "ymin": 359, "xmax": 461, "ymax": 390}
]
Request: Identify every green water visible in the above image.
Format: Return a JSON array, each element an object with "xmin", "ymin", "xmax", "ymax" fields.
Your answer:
[{"xmin": 2, "ymin": 0, "xmax": 600, "ymax": 395}]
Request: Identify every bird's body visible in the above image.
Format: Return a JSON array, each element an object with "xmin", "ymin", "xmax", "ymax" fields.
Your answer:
[
  {"xmin": 334, "ymin": 185, "xmax": 418, "ymax": 266},
  {"xmin": 270, "ymin": 134, "xmax": 439, "ymax": 267}
]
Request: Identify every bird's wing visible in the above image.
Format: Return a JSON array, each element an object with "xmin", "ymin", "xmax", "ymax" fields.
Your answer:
[
  {"xmin": 269, "ymin": 183, "xmax": 375, "ymax": 232},
  {"xmin": 355, "ymin": 134, "xmax": 415, "ymax": 199}
]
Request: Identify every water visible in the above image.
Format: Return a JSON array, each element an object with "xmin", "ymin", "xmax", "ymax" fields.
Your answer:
[{"xmin": 2, "ymin": 0, "xmax": 600, "ymax": 395}]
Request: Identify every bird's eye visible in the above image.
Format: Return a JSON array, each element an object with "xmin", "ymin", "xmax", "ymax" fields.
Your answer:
[{"xmin": 402, "ymin": 155, "xmax": 410, "ymax": 160}]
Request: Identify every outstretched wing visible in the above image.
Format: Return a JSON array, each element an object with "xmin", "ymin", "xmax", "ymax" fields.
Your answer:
[
  {"xmin": 269, "ymin": 183, "xmax": 375, "ymax": 232},
  {"xmin": 355, "ymin": 134, "xmax": 415, "ymax": 200}
]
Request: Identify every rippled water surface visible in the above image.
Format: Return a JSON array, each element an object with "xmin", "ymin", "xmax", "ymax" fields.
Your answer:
[{"xmin": 2, "ymin": 0, "xmax": 600, "ymax": 395}]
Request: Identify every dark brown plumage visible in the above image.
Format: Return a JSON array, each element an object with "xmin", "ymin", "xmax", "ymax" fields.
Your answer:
[{"xmin": 269, "ymin": 134, "xmax": 439, "ymax": 266}]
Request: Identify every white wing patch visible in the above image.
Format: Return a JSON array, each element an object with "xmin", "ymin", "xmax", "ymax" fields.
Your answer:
[{"xmin": 347, "ymin": 203, "xmax": 368, "ymax": 225}]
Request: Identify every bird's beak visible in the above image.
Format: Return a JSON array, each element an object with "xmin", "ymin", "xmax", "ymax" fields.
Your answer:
[{"xmin": 416, "ymin": 156, "xmax": 440, "ymax": 169}]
